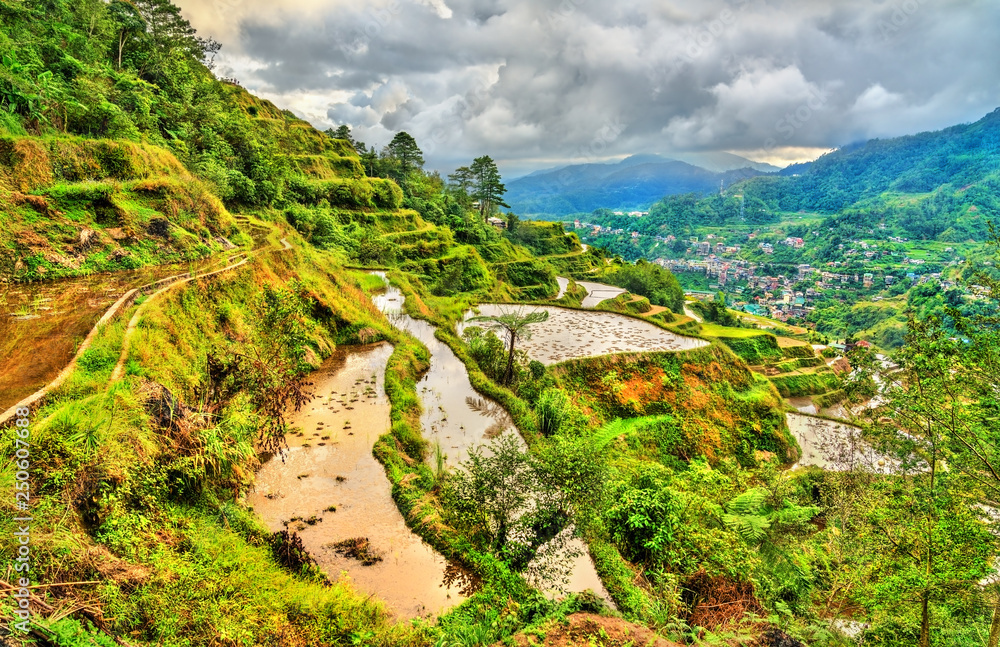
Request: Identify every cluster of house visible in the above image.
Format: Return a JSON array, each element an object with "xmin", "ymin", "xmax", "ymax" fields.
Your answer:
[
  {"xmin": 754, "ymin": 237, "xmax": 804, "ymax": 254},
  {"xmin": 574, "ymin": 222, "xmax": 969, "ymax": 322},
  {"xmin": 657, "ymin": 248, "xmax": 962, "ymax": 323}
]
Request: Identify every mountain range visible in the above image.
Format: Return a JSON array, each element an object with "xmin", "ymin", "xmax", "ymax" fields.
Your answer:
[{"xmin": 506, "ymin": 153, "xmax": 778, "ymax": 216}]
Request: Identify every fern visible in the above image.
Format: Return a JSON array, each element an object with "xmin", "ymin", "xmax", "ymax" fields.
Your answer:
[
  {"xmin": 592, "ymin": 418, "xmax": 632, "ymax": 450},
  {"xmin": 723, "ymin": 512, "xmax": 772, "ymax": 542},
  {"xmin": 722, "ymin": 489, "xmax": 819, "ymax": 544},
  {"xmin": 726, "ymin": 488, "xmax": 769, "ymax": 515}
]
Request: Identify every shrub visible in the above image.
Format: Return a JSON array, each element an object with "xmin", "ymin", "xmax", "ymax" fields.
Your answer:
[{"xmin": 536, "ymin": 388, "xmax": 570, "ymax": 437}]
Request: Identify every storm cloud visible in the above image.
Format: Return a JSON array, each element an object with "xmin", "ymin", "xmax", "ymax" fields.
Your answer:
[{"xmin": 176, "ymin": 0, "xmax": 1000, "ymax": 175}]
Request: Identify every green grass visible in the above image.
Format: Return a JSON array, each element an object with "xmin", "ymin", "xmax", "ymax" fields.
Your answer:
[{"xmin": 699, "ymin": 323, "xmax": 771, "ymax": 338}]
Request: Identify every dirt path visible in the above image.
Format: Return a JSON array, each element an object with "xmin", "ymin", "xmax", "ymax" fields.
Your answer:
[{"xmin": 0, "ymin": 235, "xmax": 290, "ymax": 425}]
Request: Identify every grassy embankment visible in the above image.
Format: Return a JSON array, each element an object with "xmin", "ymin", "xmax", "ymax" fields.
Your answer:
[
  {"xmin": 385, "ymin": 270, "xmax": 828, "ymax": 641},
  {"xmin": 0, "ymin": 221, "xmax": 439, "ymax": 644}
]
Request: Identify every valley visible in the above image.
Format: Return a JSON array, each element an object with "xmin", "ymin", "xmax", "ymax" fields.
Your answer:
[{"xmin": 0, "ymin": 2, "xmax": 998, "ymax": 647}]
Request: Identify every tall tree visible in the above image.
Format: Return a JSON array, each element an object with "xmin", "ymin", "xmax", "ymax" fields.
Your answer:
[
  {"xmin": 326, "ymin": 124, "xmax": 357, "ymax": 150},
  {"xmin": 467, "ymin": 307, "xmax": 549, "ymax": 386},
  {"xmin": 134, "ymin": 0, "xmax": 198, "ymax": 55},
  {"xmin": 107, "ymin": 0, "xmax": 146, "ymax": 69},
  {"xmin": 845, "ymin": 321, "xmax": 999, "ymax": 645},
  {"xmin": 470, "ymin": 155, "xmax": 509, "ymax": 218},
  {"xmin": 448, "ymin": 165, "xmax": 474, "ymax": 207},
  {"xmin": 383, "ymin": 131, "xmax": 424, "ymax": 189}
]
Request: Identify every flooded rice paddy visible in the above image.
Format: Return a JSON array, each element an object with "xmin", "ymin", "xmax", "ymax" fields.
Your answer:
[
  {"xmin": 462, "ymin": 304, "xmax": 709, "ymax": 365},
  {"xmin": 786, "ymin": 413, "xmax": 897, "ymax": 474},
  {"xmin": 371, "ymin": 276, "xmax": 612, "ymax": 604},
  {"xmin": 574, "ymin": 280, "xmax": 626, "ymax": 309},
  {"xmin": 248, "ymin": 344, "xmax": 466, "ymax": 619},
  {"xmin": 252, "ymin": 276, "xmax": 614, "ymax": 619},
  {"xmin": 0, "ymin": 258, "xmax": 229, "ymax": 411}
]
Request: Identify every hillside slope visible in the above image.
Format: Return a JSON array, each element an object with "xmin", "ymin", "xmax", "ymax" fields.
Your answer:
[{"xmin": 743, "ymin": 107, "xmax": 1000, "ymax": 214}]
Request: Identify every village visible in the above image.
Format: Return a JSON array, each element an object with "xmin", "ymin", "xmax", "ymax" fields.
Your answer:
[{"xmin": 572, "ymin": 219, "xmax": 966, "ymax": 325}]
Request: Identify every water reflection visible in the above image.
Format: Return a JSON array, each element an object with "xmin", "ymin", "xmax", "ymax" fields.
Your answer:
[
  {"xmin": 249, "ymin": 343, "xmax": 466, "ymax": 619},
  {"xmin": 371, "ymin": 274, "xmax": 613, "ymax": 604}
]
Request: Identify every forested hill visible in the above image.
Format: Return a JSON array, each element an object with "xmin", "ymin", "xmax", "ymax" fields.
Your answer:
[
  {"xmin": 0, "ymin": 0, "xmax": 370, "ymax": 212},
  {"xmin": 743, "ymin": 108, "xmax": 1000, "ymax": 215}
]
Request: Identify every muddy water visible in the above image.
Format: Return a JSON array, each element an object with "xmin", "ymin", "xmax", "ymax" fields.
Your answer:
[
  {"xmin": 575, "ymin": 280, "xmax": 626, "ymax": 309},
  {"xmin": 462, "ymin": 304, "xmax": 709, "ymax": 365},
  {"xmin": 248, "ymin": 344, "xmax": 465, "ymax": 619},
  {"xmin": 371, "ymin": 277, "xmax": 612, "ymax": 603},
  {"xmin": 555, "ymin": 277, "xmax": 570, "ymax": 300},
  {"xmin": 0, "ymin": 258, "xmax": 228, "ymax": 410},
  {"xmin": 787, "ymin": 396, "xmax": 817, "ymax": 415},
  {"xmin": 372, "ymin": 287, "xmax": 516, "ymax": 467},
  {"xmin": 786, "ymin": 413, "xmax": 897, "ymax": 474}
]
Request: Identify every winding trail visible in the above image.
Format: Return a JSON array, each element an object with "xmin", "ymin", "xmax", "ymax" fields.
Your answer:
[
  {"xmin": 110, "ymin": 238, "xmax": 292, "ymax": 381},
  {"xmin": 0, "ymin": 236, "xmax": 291, "ymax": 426}
]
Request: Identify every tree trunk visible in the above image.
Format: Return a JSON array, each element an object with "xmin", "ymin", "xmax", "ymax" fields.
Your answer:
[
  {"xmin": 504, "ymin": 331, "xmax": 516, "ymax": 386},
  {"xmin": 988, "ymin": 594, "xmax": 1000, "ymax": 647},
  {"xmin": 919, "ymin": 590, "xmax": 930, "ymax": 647}
]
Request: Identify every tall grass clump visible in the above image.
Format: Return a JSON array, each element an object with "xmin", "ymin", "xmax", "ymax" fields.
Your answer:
[{"xmin": 536, "ymin": 388, "xmax": 570, "ymax": 437}]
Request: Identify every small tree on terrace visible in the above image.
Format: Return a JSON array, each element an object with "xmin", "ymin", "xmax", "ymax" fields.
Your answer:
[
  {"xmin": 446, "ymin": 432, "xmax": 578, "ymax": 588},
  {"xmin": 467, "ymin": 307, "xmax": 549, "ymax": 386}
]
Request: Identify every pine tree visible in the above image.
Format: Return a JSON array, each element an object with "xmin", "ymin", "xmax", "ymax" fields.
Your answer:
[
  {"xmin": 383, "ymin": 131, "xmax": 424, "ymax": 190},
  {"xmin": 470, "ymin": 155, "xmax": 509, "ymax": 218}
]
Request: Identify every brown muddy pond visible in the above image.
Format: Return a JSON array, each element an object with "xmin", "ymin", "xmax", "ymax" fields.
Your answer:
[
  {"xmin": 248, "ymin": 343, "xmax": 466, "ymax": 619},
  {"xmin": 371, "ymin": 276, "xmax": 612, "ymax": 604},
  {"xmin": 462, "ymin": 304, "xmax": 709, "ymax": 365},
  {"xmin": 0, "ymin": 257, "xmax": 230, "ymax": 411}
]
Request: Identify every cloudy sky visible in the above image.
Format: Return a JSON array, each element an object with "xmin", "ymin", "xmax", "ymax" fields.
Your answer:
[{"xmin": 175, "ymin": 0, "xmax": 1000, "ymax": 176}]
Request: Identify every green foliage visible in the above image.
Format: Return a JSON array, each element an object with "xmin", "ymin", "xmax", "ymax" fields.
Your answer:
[
  {"xmin": 713, "ymin": 332, "xmax": 784, "ymax": 364},
  {"xmin": 599, "ymin": 259, "xmax": 685, "ymax": 313},
  {"xmin": 721, "ymin": 488, "xmax": 819, "ymax": 544},
  {"xmin": 535, "ymin": 388, "xmax": 570, "ymax": 437},
  {"xmin": 492, "ymin": 259, "xmax": 558, "ymax": 297},
  {"xmin": 37, "ymin": 617, "xmax": 120, "ymax": 647},
  {"xmin": 769, "ymin": 372, "xmax": 840, "ymax": 397},
  {"xmin": 691, "ymin": 294, "xmax": 741, "ymax": 327},
  {"xmin": 781, "ymin": 344, "xmax": 818, "ymax": 359},
  {"xmin": 504, "ymin": 220, "xmax": 579, "ymax": 256},
  {"xmin": 595, "ymin": 292, "xmax": 652, "ymax": 315}
]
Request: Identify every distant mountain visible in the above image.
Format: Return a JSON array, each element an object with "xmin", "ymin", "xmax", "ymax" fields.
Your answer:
[
  {"xmin": 666, "ymin": 152, "xmax": 781, "ymax": 174},
  {"xmin": 506, "ymin": 154, "xmax": 773, "ymax": 216}
]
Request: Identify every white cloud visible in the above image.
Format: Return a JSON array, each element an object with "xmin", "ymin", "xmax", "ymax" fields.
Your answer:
[{"xmin": 173, "ymin": 0, "xmax": 1000, "ymax": 172}]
